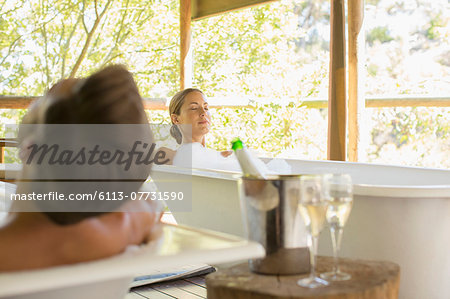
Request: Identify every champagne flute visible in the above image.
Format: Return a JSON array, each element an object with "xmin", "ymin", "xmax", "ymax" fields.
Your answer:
[
  {"xmin": 297, "ymin": 174, "xmax": 329, "ymax": 288},
  {"xmin": 320, "ymin": 173, "xmax": 353, "ymax": 281}
]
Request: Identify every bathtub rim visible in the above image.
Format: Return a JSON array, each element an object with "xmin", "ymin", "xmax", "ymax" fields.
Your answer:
[{"xmin": 151, "ymin": 162, "xmax": 450, "ymax": 199}]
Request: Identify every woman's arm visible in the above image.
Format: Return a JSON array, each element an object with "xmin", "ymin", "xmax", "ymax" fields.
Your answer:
[
  {"xmin": 157, "ymin": 147, "xmax": 176, "ymax": 165},
  {"xmin": 220, "ymin": 150, "xmax": 233, "ymax": 157}
]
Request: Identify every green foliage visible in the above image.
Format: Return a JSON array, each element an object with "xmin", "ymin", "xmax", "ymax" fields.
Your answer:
[
  {"xmin": 207, "ymin": 102, "xmax": 328, "ymax": 159},
  {"xmin": 145, "ymin": 110, "xmax": 170, "ymax": 125},
  {"xmin": 146, "ymin": 103, "xmax": 450, "ymax": 169},
  {"xmin": 147, "ymin": 103, "xmax": 328, "ymax": 160},
  {"xmin": 366, "ymin": 26, "xmax": 394, "ymax": 46},
  {"xmin": 0, "ymin": 109, "xmax": 26, "ymax": 163},
  {"xmin": 192, "ymin": 0, "xmax": 329, "ymax": 99},
  {"xmin": 367, "ymin": 64, "xmax": 378, "ymax": 77},
  {"xmin": 0, "ymin": 0, "xmax": 449, "ymax": 169},
  {"xmin": 426, "ymin": 12, "xmax": 445, "ymax": 40},
  {"xmin": 0, "ymin": 0, "xmax": 180, "ymax": 97},
  {"xmin": 367, "ymin": 107, "xmax": 450, "ymax": 168},
  {"xmin": 364, "ymin": 0, "xmax": 449, "ymax": 96}
]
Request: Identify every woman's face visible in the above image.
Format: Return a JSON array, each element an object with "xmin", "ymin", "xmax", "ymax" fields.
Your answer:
[{"xmin": 171, "ymin": 91, "xmax": 211, "ymax": 143}]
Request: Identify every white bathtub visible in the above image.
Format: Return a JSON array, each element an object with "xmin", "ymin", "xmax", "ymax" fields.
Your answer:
[
  {"xmin": 151, "ymin": 159, "xmax": 450, "ymax": 299},
  {"xmin": 0, "ymin": 224, "xmax": 264, "ymax": 299}
]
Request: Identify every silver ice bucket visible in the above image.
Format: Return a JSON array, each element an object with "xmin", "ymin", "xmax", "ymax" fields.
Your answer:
[{"xmin": 238, "ymin": 175, "xmax": 310, "ymax": 275}]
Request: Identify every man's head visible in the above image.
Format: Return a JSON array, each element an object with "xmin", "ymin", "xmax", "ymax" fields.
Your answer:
[{"xmin": 17, "ymin": 65, "xmax": 153, "ymax": 225}]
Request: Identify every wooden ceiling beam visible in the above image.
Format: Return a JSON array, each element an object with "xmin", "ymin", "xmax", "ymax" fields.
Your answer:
[{"xmin": 192, "ymin": 0, "xmax": 275, "ymax": 20}]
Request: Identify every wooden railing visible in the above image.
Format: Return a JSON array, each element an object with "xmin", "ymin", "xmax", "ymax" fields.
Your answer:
[
  {"xmin": 0, "ymin": 138, "xmax": 18, "ymax": 164},
  {"xmin": 1, "ymin": 95, "xmax": 449, "ymax": 110},
  {"xmin": 1, "ymin": 95, "xmax": 448, "ymax": 163},
  {"xmin": 0, "ymin": 96, "xmax": 167, "ymax": 110}
]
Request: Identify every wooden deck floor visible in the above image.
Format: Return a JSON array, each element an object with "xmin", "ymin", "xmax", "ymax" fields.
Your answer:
[{"xmin": 127, "ymin": 275, "xmax": 207, "ymax": 299}]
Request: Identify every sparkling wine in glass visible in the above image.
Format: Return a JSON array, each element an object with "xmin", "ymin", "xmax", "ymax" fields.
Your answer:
[
  {"xmin": 297, "ymin": 175, "xmax": 329, "ymax": 288},
  {"xmin": 320, "ymin": 173, "xmax": 353, "ymax": 281}
]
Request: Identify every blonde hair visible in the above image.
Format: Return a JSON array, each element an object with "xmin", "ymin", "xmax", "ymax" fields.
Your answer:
[{"xmin": 169, "ymin": 88, "xmax": 204, "ymax": 144}]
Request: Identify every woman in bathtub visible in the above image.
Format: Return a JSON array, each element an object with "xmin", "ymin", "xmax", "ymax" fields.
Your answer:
[
  {"xmin": 161, "ymin": 88, "xmax": 241, "ymax": 170},
  {"xmin": 0, "ymin": 65, "xmax": 161, "ymax": 271},
  {"xmin": 169, "ymin": 89, "xmax": 217, "ymax": 148},
  {"xmin": 164, "ymin": 88, "xmax": 290, "ymax": 173}
]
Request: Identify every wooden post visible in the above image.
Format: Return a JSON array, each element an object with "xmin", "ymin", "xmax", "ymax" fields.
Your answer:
[
  {"xmin": 180, "ymin": 0, "xmax": 193, "ymax": 90},
  {"xmin": 348, "ymin": 0, "xmax": 364, "ymax": 162},
  {"xmin": 0, "ymin": 138, "xmax": 18, "ymax": 164},
  {"xmin": 327, "ymin": 0, "xmax": 347, "ymax": 161}
]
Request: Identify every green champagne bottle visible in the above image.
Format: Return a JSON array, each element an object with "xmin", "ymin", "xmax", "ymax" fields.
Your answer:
[{"xmin": 231, "ymin": 138, "xmax": 267, "ymax": 178}]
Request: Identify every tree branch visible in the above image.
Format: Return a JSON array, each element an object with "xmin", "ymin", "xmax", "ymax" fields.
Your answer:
[
  {"xmin": 69, "ymin": 0, "xmax": 113, "ymax": 78},
  {"xmin": 0, "ymin": 0, "xmax": 24, "ymax": 15},
  {"xmin": 0, "ymin": 36, "xmax": 22, "ymax": 66},
  {"xmin": 101, "ymin": 53, "xmax": 124, "ymax": 66},
  {"xmin": 55, "ymin": 21, "xmax": 66, "ymax": 66},
  {"xmin": 81, "ymin": 0, "xmax": 89, "ymax": 34},
  {"xmin": 100, "ymin": 0, "xmax": 131, "ymax": 66},
  {"xmin": 94, "ymin": 0, "xmax": 99, "ymax": 17},
  {"xmin": 41, "ymin": 25, "xmax": 51, "ymax": 88},
  {"xmin": 61, "ymin": 14, "xmax": 83, "ymax": 78}
]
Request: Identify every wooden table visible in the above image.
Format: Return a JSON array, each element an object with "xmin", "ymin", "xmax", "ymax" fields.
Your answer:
[{"xmin": 206, "ymin": 256, "xmax": 400, "ymax": 299}]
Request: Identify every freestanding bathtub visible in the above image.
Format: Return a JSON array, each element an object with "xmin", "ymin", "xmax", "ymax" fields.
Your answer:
[{"xmin": 151, "ymin": 159, "xmax": 450, "ymax": 299}]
